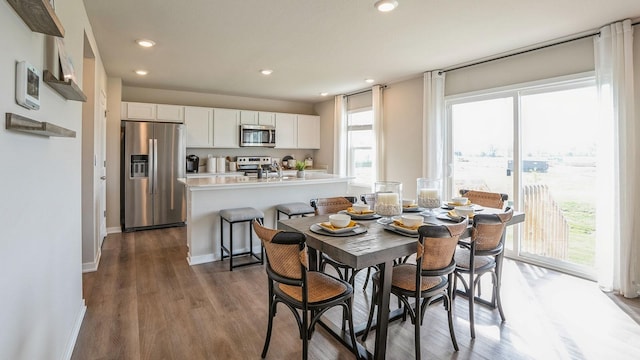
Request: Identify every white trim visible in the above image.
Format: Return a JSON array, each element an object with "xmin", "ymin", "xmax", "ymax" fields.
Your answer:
[
  {"xmin": 82, "ymin": 248, "xmax": 101, "ymax": 273},
  {"xmin": 188, "ymin": 253, "xmax": 217, "ymax": 265},
  {"xmin": 61, "ymin": 299, "xmax": 86, "ymax": 360},
  {"xmin": 107, "ymin": 226, "xmax": 121, "ymax": 234}
]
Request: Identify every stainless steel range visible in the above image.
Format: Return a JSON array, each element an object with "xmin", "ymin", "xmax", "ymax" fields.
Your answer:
[{"xmin": 236, "ymin": 156, "xmax": 272, "ymax": 176}]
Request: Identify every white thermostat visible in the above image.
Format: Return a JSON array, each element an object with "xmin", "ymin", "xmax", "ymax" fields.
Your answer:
[{"xmin": 16, "ymin": 61, "xmax": 41, "ymax": 110}]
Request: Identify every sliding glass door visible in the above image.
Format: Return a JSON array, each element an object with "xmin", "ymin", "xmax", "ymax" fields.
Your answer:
[{"xmin": 446, "ymin": 74, "xmax": 600, "ymax": 278}]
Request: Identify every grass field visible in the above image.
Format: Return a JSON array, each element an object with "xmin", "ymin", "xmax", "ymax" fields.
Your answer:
[{"xmin": 454, "ymin": 156, "xmax": 597, "ymax": 269}]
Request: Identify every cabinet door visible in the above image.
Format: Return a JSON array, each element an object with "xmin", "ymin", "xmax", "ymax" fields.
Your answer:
[
  {"xmin": 258, "ymin": 112, "xmax": 276, "ymax": 126},
  {"xmin": 156, "ymin": 104, "xmax": 184, "ymax": 123},
  {"xmin": 275, "ymin": 113, "xmax": 297, "ymax": 149},
  {"xmin": 184, "ymin": 106, "xmax": 213, "ymax": 147},
  {"xmin": 213, "ymin": 108, "xmax": 240, "ymax": 148},
  {"xmin": 297, "ymin": 115, "xmax": 320, "ymax": 149},
  {"xmin": 123, "ymin": 102, "xmax": 156, "ymax": 120},
  {"xmin": 239, "ymin": 110, "xmax": 258, "ymax": 125}
]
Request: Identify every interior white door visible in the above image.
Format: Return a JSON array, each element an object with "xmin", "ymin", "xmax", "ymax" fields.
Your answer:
[{"xmin": 98, "ymin": 90, "xmax": 107, "ymax": 244}]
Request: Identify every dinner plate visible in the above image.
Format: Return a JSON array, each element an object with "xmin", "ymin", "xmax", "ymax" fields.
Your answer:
[
  {"xmin": 310, "ymin": 223, "xmax": 368, "ymax": 237},
  {"xmin": 436, "ymin": 213, "xmax": 471, "ymax": 223},
  {"xmin": 402, "ymin": 206, "xmax": 424, "ymax": 213},
  {"xmin": 383, "ymin": 224, "xmax": 419, "ymax": 238},
  {"xmin": 338, "ymin": 210, "xmax": 381, "ymax": 220},
  {"xmin": 441, "ymin": 203, "xmax": 484, "ymax": 211}
]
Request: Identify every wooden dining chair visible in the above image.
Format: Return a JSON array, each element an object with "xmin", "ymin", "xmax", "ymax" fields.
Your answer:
[
  {"xmin": 362, "ymin": 220, "xmax": 467, "ymax": 359},
  {"xmin": 459, "ymin": 189, "xmax": 508, "ymax": 209},
  {"xmin": 453, "ymin": 207, "xmax": 513, "ymax": 338},
  {"xmin": 253, "ymin": 220, "xmax": 360, "ymax": 360}
]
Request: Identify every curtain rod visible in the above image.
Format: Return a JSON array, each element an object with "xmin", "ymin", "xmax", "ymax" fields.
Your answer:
[
  {"xmin": 346, "ymin": 85, "xmax": 387, "ymax": 98},
  {"xmin": 439, "ymin": 20, "xmax": 639, "ymax": 75}
]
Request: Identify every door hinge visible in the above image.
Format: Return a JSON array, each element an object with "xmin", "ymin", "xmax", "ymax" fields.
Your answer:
[{"xmin": 104, "ymin": 210, "xmax": 106, "ymax": 217}]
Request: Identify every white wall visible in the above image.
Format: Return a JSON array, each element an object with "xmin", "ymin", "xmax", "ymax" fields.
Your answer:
[
  {"xmin": 106, "ymin": 78, "xmax": 122, "ymax": 231},
  {"xmin": 0, "ymin": 1, "xmax": 106, "ymax": 359}
]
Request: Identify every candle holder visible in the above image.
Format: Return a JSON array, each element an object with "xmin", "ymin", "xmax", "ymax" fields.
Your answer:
[
  {"xmin": 417, "ymin": 178, "xmax": 442, "ymax": 217},
  {"xmin": 374, "ymin": 181, "xmax": 402, "ymax": 224}
]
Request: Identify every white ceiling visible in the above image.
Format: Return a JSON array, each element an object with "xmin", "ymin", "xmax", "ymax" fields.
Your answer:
[{"xmin": 83, "ymin": 0, "xmax": 640, "ymax": 104}]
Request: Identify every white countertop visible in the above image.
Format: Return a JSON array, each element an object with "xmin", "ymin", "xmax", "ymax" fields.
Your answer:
[{"xmin": 180, "ymin": 172, "xmax": 350, "ymax": 190}]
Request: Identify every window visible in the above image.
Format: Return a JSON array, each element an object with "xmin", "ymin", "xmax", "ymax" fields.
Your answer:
[
  {"xmin": 347, "ymin": 108, "xmax": 374, "ymax": 187},
  {"xmin": 446, "ymin": 73, "xmax": 602, "ymax": 278}
]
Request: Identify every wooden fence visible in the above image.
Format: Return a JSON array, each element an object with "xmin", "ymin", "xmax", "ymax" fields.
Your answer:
[{"xmin": 522, "ymin": 184, "xmax": 569, "ymax": 260}]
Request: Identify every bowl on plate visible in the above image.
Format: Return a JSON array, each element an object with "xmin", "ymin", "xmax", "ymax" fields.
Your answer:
[
  {"xmin": 400, "ymin": 214, "xmax": 423, "ymax": 228},
  {"xmin": 454, "ymin": 205, "xmax": 474, "ymax": 217},
  {"xmin": 402, "ymin": 199, "xmax": 416, "ymax": 207},
  {"xmin": 329, "ymin": 214, "xmax": 351, "ymax": 228},
  {"xmin": 451, "ymin": 197, "xmax": 468, "ymax": 206},
  {"xmin": 351, "ymin": 203, "xmax": 370, "ymax": 213}
]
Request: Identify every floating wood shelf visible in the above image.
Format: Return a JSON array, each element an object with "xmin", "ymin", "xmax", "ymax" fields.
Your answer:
[
  {"xmin": 6, "ymin": 112, "xmax": 76, "ymax": 138},
  {"xmin": 7, "ymin": 0, "xmax": 65, "ymax": 37},
  {"xmin": 43, "ymin": 70, "xmax": 87, "ymax": 102}
]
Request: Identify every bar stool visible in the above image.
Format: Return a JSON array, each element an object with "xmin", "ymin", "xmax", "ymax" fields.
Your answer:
[
  {"xmin": 275, "ymin": 202, "xmax": 315, "ymax": 226},
  {"xmin": 219, "ymin": 207, "xmax": 264, "ymax": 271}
]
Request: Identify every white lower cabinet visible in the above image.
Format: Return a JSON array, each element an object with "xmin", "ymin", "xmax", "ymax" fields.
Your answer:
[
  {"xmin": 184, "ymin": 106, "xmax": 213, "ymax": 147},
  {"xmin": 213, "ymin": 108, "xmax": 240, "ymax": 148}
]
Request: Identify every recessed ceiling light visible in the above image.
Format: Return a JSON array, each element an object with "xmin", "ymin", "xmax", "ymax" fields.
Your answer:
[
  {"xmin": 136, "ymin": 39, "xmax": 156, "ymax": 48},
  {"xmin": 260, "ymin": 69, "xmax": 273, "ymax": 75},
  {"xmin": 135, "ymin": 70, "xmax": 148, "ymax": 76},
  {"xmin": 374, "ymin": 0, "xmax": 398, "ymax": 12},
  {"xmin": 365, "ymin": 78, "xmax": 375, "ymax": 83},
  {"xmin": 320, "ymin": 92, "xmax": 329, "ymax": 96}
]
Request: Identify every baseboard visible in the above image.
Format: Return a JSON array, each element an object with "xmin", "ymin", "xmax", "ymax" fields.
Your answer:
[
  {"xmin": 187, "ymin": 252, "xmax": 217, "ymax": 265},
  {"xmin": 107, "ymin": 226, "xmax": 121, "ymax": 234},
  {"xmin": 61, "ymin": 299, "xmax": 86, "ymax": 360},
  {"xmin": 82, "ymin": 249, "xmax": 101, "ymax": 273}
]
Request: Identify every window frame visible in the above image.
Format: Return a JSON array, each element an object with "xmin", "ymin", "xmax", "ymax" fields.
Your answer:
[{"xmin": 346, "ymin": 106, "xmax": 374, "ymax": 188}]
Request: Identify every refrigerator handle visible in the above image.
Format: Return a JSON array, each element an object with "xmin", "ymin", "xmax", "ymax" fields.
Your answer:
[
  {"xmin": 153, "ymin": 139, "xmax": 158, "ymax": 194},
  {"xmin": 148, "ymin": 139, "xmax": 154, "ymax": 194}
]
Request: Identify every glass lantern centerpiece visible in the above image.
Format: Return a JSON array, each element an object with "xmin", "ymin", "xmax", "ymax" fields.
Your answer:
[
  {"xmin": 417, "ymin": 178, "xmax": 442, "ymax": 217},
  {"xmin": 374, "ymin": 181, "xmax": 402, "ymax": 224}
]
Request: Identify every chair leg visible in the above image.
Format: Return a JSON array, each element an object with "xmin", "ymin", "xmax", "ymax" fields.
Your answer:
[
  {"xmin": 261, "ymin": 285, "xmax": 275, "ymax": 358},
  {"xmin": 345, "ymin": 298, "xmax": 361, "ymax": 360},
  {"xmin": 362, "ymin": 267, "xmax": 372, "ymax": 290},
  {"xmin": 361, "ymin": 282, "xmax": 377, "ymax": 341},
  {"xmin": 414, "ymin": 292, "xmax": 421, "ymax": 360},
  {"xmin": 468, "ymin": 271, "xmax": 476, "ymax": 339},
  {"xmin": 302, "ymin": 309, "xmax": 309, "ymax": 360},
  {"xmin": 447, "ymin": 274, "xmax": 459, "ymax": 351}
]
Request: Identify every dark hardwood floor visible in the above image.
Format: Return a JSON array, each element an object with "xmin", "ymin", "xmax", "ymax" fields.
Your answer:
[{"xmin": 72, "ymin": 227, "xmax": 640, "ymax": 360}]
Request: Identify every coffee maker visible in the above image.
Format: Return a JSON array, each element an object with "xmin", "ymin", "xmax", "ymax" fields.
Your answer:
[{"xmin": 186, "ymin": 155, "xmax": 199, "ymax": 173}]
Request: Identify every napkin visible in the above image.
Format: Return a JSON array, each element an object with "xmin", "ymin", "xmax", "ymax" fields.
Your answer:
[
  {"xmin": 320, "ymin": 220, "xmax": 357, "ymax": 230},
  {"xmin": 347, "ymin": 207, "xmax": 375, "ymax": 214},
  {"xmin": 392, "ymin": 220, "xmax": 420, "ymax": 230},
  {"xmin": 447, "ymin": 210, "xmax": 473, "ymax": 221}
]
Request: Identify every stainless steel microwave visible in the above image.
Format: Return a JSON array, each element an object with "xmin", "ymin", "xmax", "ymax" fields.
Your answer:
[{"xmin": 239, "ymin": 124, "xmax": 276, "ymax": 147}]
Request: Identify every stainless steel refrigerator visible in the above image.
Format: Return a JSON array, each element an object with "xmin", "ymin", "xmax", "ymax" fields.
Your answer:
[{"xmin": 121, "ymin": 121, "xmax": 186, "ymax": 231}]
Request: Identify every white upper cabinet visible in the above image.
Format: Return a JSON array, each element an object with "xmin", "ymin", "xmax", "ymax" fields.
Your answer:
[
  {"xmin": 184, "ymin": 106, "xmax": 213, "ymax": 147},
  {"xmin": 240, "ymin": 110, "xmax": 276, "ymax": 126},
  {"xmin": 275, "ymin": 113, "xmax": 297, "ymax": 149},
  {"xmin": 122, "ymin": 102, "xmax": 156, "ymax": 120},
  {"xmin": 213, "ymin": 108, "xmax": 240, "ymax": 148},
  {"xmin": 258, "ymin": 112, "xmax": 276, "ymax": 126},
  {"xmin": 121, "ymin": 102, "xmax": 184, "ymax": 123},
  {"xmin": 297, "ymin": 115, "xmax": 320, "ymax": 149},
  {"xmin": 156, "ymin": 104, "xmax": 184, "ymax": 122}
]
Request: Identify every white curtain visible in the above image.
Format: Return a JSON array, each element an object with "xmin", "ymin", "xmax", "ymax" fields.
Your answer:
[
  {"xmin": 372, "ymin": 85, "xmax": 384, "ymax": 182},
  {"xmin": 423, "ymin": 71, "xmax": 446, "ymax": 179},
  {"xmin": 594, "ymin": 19, "xmax": 639, "ymax": 298},
  {"xmin": 333, "ymin": 95, "xmax": 347, "ymax": 176}
]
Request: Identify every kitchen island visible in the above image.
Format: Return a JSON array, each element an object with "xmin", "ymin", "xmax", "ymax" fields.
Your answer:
[{"xmin": 181, "ymin": 172, "xmax": 350, "ymax": 265}]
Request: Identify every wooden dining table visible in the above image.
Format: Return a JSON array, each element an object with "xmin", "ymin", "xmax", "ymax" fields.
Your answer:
[{"xmin": 278, "ymin": 208, "xmax": 525, "ymax": 360}]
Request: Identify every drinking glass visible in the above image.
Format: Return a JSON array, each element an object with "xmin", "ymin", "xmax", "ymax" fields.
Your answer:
[
  {"xmin": 417, "ymin": 178, "xmax": 442, "ymax": 217},
  {"xmin": 374, "ymin": 181, "xmax": 402, "ymax": 224}
]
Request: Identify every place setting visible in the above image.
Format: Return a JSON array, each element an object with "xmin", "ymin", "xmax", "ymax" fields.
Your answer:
[
  {"xmin": 401, "ymin": 199, "xmax": 424, "ymax": 213},
  {"xmin": 440, "ymin": 196, "xmax": 484, "ymax": 211},
  {"xmin": 310, "ymin": 214, "xmax": 368, "ymax": 237},
  {"xmin": 383, "ymin": 214, "xmax": 435, "ymax": 238},
  {"xmin": 436, "ymin": 204, "xmax": 475, "ymax": 223},
  {"xmin": 338, "ymin": 203, "xmax": 381, "ymax": 220}
]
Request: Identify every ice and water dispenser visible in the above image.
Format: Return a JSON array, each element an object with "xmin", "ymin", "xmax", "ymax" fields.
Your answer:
[{"xmin": 130, "ymin": 155, "xmax": 148, "ymax": 178}]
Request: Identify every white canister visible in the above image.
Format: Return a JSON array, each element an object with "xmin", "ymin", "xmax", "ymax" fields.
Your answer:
[
  {"xmin": 217, "ymin": 157, "xmax": 226, "ymax": 173},
  {"xmin": 206, "ymin": 157, "xmax": 217, "ymax": 173},
  {"xmin": 229, "ymin": 161, "xmax": 237, "ymax": 172}
]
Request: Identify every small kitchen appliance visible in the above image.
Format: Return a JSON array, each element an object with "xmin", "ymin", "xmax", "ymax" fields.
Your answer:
[{"xmin": 186, "ymin": 155, "xmax": 199, "ymax": 173}]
